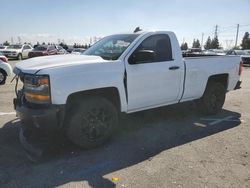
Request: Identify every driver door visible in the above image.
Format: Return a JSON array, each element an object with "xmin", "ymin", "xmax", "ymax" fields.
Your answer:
[
  {"xmin": 23, "ymin": 45, "xmax": 32, "ymax": 58},
  {"xmin": 125, "ymin": 34, "xmax": 183, "ymax": 111}
]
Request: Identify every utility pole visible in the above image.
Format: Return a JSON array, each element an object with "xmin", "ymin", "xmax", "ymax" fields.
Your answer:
[
  {"xmin": 201, "ymin": 32, "xmax": 204, "ymax": 50},
  {"xmin": 214, "ymin": 25, "xmax": 218, "ymax": 38},
  {"xmin": 235, "ymin": 24, "xmax": 239, "ymax": 48}
]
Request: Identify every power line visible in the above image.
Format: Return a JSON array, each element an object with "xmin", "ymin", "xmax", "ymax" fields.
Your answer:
[{"xmin": 240, "ymin": 24, "xmax": 250, "ymax": 27}]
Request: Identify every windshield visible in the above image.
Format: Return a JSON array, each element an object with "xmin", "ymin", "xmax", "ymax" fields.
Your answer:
[
  {"xmin": 34, "ymin": 46, "xmax": 48, "ymax": 51},
  {"xmin": 73, "ymin": 49, "xmax": 84, "ymax": 52},
  {"xmin": 7, "ymin": 45, "xmax": 22, "ymax": 49},
  {"xmin": 83, "ymin": 34, "xmax": 139, "ymax": 60}
]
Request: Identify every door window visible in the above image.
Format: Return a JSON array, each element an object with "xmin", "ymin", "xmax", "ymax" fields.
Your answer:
[
  {"xmin": 23, "ymin": 45, "xmax": 31, "ymax": 50},
  {"xmin": 129, "ymin": 34, "xmax": 172, "ymax": 64}
]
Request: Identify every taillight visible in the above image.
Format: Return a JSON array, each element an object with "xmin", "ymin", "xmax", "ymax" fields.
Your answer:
[
  {"xmin": 239, "ymin": 61, "xmax": 243, "ymax": 76},
  {"xmin": 0, "ymin": 57, "xmax": 8, "ymax": 63}
]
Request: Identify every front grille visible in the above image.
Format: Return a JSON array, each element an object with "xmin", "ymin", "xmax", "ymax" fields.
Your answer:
[{"xmin": 2, "ymin": 51, "xmax": 16, "ymax": 55}]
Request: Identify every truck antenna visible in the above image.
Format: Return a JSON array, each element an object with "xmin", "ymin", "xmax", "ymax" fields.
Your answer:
[{"xmin": 134, "ymin": 27, "xmax": 142, "ymax": 33}]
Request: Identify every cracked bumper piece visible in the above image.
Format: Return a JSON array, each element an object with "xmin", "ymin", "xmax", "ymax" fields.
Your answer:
[
  {"xmin": 14, "ymin": 101, "xmax": 66, "ymax": 156},
  {"xmin": 19, "ymin": 127, "xmax": 44, "ymax": 157},
  {"xmin": 15, "ymin": 102, "xmax": 65, "ymax": 133}
]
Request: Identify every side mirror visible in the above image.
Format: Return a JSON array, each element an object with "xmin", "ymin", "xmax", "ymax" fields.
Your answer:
[{"xmin": 129, "ymin": 50, "xmax": 155, "ymax": 64}]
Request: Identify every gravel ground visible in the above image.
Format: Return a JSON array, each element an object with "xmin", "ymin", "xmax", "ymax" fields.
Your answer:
[{"xmin": 0, "ymin": 60, "xmax": 249, "ymax": 188}]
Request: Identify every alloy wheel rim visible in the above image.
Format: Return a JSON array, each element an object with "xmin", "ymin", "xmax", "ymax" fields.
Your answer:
[{"xmin": 80, "ymin": 108, "xmax": 112, "ymax": 141}]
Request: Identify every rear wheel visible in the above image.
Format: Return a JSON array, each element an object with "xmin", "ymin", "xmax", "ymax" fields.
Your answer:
[
  {"xmin": 0, "ymin": 69, "xmax": 7, "ymax": 85},
  {"xmin": 65, "ymin": 97, "xmax": 118, "ymax": 149},
  {"xmin": 197, "ymin": 82, "xmax": 226, "ymax": 115}
]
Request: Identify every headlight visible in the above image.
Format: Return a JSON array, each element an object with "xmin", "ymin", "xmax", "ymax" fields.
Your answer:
[{"xmin": 24, "ymin": 75, "xmax": 51, "ymax": 104}]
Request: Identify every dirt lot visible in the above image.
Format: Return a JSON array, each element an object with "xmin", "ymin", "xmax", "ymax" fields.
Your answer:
[{"xmin": 0, "ymin": 61, "xmax": 249, "ymax": 188}]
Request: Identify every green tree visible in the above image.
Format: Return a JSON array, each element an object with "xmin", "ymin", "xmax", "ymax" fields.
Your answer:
[
  {"xmin": 204, "ymin": 37, "xmax": 212, "ymax": 49},
  {"xmin": 192, "ymin": 39, "xmax": 201, "ymax": 48},
  {"xmin": 181, "ymin": 42, "xmax": 188, "ymax": 50},
  {"xmin": 59, "ymin": 42, "xmax": 68, "ymax": 50},
  {"xmin": 211, "ymin": 36, "xmax": 219, "ymax": 49},
  {"xmin": 241, "ymin": 32, "xmax": 250, "ymax": 49},
  {"xmin": 3, "ymin": 41, "xmax": 10, "ymax": 46}
]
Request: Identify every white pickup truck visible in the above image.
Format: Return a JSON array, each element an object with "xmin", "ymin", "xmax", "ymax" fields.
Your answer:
[{"xmin": 13, "ymin": 31, "xmax": 242, "ymax": 152}]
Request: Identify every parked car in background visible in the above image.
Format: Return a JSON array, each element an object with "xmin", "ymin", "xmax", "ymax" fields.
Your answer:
[
  {"xmin": 66, "ymin": 48, "xmax": 74, "ymax": 53},
  {"xmin": 202, "ymin": 49, "xmax": 226, "ymax": 56},
  {"xmin": 0, "ymin": 53, "xmax": 12, "ymax": 85},
  {"xmin": 210, "ymin": 49, "xmax": 226, "ymax": 55},
  {"xmin": 28, "ymin": 45, "xmax": 58, "ymax": 58},
  {"xmin": 0, "ymin": 46, "xmax": 7, "ymax": 51},
  {"xmin": 55, "ymin": 45, "xmax": 67, "ymax": 54},
  {"xmin": 1, "ymin": 44, "xmax": 33, "ymax": 60},
  {"xmin": 226, "ymin": 49, "xmax": 250, "ymax": 66},
  {"xmin": 183, "ymin": 48, "xmax": 203, "ymax": 57},
  {"xmin": 71, "ymin": 48, "xmax": 86, "ymax": 55},
  {"xmin": 244, "ymin": 50, "xmax": 250, "ymax": 55},
  {"xmin": 187, "ymin": 48, "xmax": 202, "ymax": 54},
  {"xmin": 202, "ymin": 50, "xmax": 217, "ymax": 55}
]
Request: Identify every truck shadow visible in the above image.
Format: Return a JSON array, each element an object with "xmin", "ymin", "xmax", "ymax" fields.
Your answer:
[{"xmin": 0, "ymin": 103, "xmax": 242, "ymax": 187}]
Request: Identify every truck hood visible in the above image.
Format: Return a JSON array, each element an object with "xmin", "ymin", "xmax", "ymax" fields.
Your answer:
[{"xmin": 14, "ymin": 54, "xmax": 106, "ymax": 74}]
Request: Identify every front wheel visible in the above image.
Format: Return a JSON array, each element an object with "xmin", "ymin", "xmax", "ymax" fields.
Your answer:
[
  {"xmin": 65, "ymin": 97, "xmax": 118, "ymax": 149},
  {"xmin": 0, "ymin": 69, "xmax": 7, "ymax": 85},
  {"xmin": 17, "ymin": 53, "xmax": 22, "ymax": 60},
  {"xmin": 197, "ymin": 82, "xmax": 226, "ymax": 115}
]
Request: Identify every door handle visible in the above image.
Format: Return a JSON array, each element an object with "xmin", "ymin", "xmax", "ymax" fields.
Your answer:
[{"xmin": 169, "ymin": 66, "xmax": 180, "ymax": 70}]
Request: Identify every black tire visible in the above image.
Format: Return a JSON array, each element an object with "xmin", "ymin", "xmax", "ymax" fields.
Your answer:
[
  {"xmin": 197, "ymin": 82, "xmax": 226, "ymax": 115},
  {"xmin": 0, "ymin": 69, "xmax": 7, "ymax": 85},
  {"xmin": 65, "ymin": 97, "xmax": 118, "ymax": 149},
  {"xmin": 17, "ymin": 53, "xmax": 22, "ymax": 60}
]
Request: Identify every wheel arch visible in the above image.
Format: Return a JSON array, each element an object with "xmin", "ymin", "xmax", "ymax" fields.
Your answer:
[
  {"xmin": 65, "ymin": 87, "xmax": 122, "ymax": 113},
  {"xmin": 0, "ymin": 68, "xmax": 7, "ymax": 84},
  {"xmin": 0, "ymin": 68, "xmax": 7, "ymax": 76},
  {"xmin": 206, "ymin": 73, "xmax": 229, "ymax": 90}
]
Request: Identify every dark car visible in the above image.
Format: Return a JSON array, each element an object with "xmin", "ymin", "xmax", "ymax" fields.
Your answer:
[
  {"xmin": 28, "ymin": 45, "xmax": 58, "ymax": 58},
  {"xmin": 226, "ymin": 50, "xmax": 250, "ymax": 66},
  {"xmin": 66, "ymin": 48, "xmax": 74, "ymax": 53}
]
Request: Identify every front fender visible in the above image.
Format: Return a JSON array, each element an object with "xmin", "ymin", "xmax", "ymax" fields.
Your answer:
[
  {"xmin": 38, "ymin": 63, "xmax": 127, "ymax": 112},
  {"xmin": 0, "ymin": 62, "xmax": 13, "ymax": 76}
]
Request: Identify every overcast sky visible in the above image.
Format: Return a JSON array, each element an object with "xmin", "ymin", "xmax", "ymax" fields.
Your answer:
[{"xmin": 1, "ymin": 0, "xmax": 250, "ymax": 48}]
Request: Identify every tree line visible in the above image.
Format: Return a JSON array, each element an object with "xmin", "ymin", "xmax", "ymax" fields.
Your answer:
[{"xmin": 181, "ymin": 32, "xmax": 250, "ymax": 50}]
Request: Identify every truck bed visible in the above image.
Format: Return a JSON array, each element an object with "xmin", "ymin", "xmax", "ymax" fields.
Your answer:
[{"xmin": 181, "ymin": 55, "xmax": 241, "ymax": 102}]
